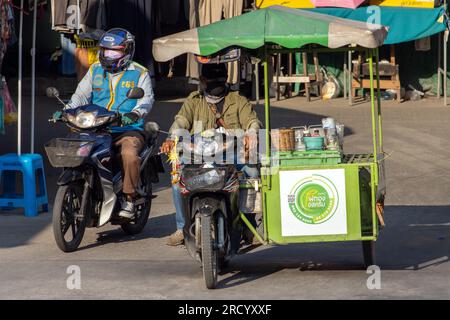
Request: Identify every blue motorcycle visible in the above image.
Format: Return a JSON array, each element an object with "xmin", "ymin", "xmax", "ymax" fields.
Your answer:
[{"xmin": 45, "ymin": 87, "xmax": 164, "ymax": 252}]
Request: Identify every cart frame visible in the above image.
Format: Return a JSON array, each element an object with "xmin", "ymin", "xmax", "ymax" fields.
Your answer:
[{"xmin": 238, "ymin": 46, "xmax": 384, "ymax": 246}]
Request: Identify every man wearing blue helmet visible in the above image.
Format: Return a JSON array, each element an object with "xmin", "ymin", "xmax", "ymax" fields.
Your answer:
[{"xmin": 56, "ymin": 28, "xmax": 155, "ymax": 219}]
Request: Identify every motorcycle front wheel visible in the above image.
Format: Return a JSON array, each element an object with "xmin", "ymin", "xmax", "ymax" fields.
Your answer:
[
  {"xmin": 201, "ymin": 213, "xmax": 219, "ymax": 289},
  {"xmin": 52, "ymin": 182, "xmax": 86, "ymax": 252}
]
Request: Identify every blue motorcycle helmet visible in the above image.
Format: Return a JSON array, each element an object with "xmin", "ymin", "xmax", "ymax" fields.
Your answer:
[{"xmin": 98, "ymin": 28, "xmax": 135, "ymax": 73}]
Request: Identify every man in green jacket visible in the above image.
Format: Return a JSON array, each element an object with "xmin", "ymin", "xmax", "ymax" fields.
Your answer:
[{"xmin": 161, "ymin": 63, "xmax": 261, "ymax": 246}]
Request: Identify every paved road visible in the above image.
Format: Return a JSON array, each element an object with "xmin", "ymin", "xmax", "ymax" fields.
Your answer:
[{"xmin": 0, "ymin": 95, "xmax": 449, "ymax": 299}]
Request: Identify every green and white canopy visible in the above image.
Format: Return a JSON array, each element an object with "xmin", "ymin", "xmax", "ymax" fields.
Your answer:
[{"xmin": 152, "ymin": 5, "xmax": 388, "ymax": 62}]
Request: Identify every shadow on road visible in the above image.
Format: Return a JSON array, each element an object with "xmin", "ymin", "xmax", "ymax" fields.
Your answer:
[
  {"xmin": 76, "ymin": 212, "xmax": 177, "ymax": 251},
  {"xmin": 214, "ymin": 205, "xmax": 450, "ymax": 289}
]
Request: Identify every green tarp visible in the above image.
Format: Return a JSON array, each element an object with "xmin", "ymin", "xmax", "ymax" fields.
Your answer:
[
  {"xmin": 309, "ymin": 6, "xmax": 446, "ymax": 44},
  {"xmin": 153, "ymin": 6, "xmax": 388, "ymax": 62}
]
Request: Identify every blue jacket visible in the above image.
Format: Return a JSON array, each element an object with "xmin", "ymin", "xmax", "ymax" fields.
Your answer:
[{"xmin": 68, "ymin": 61, "xmax": 155, "ymax": 133}]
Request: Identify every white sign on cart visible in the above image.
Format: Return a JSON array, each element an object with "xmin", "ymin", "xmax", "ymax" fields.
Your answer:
[{"xmin": 280, "ymin": 169, "xmax": 347, "ymax": 237}]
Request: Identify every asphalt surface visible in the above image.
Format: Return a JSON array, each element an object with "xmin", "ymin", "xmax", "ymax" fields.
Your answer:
[{"xmin": 0, "ymin": 94, "xmax": 449, "ymax": 299}]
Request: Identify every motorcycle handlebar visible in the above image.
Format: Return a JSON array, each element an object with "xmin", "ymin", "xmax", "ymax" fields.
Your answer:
[
  {"xmin": 48, "ymin": 117, "xmax": 63, "ymax": 123},
  {"xmin": 48, "ymin": 114, "xmax": 66, "ymax": 123}
]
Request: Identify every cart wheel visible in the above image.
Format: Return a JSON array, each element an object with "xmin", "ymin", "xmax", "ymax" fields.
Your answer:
[{"xmin": 362, "ymin": 241, "xmax": 376, "ymax": 268}]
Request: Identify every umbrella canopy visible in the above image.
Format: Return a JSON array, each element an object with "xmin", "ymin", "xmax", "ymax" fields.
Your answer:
[
  {"xmin": 152, "ymin": 6, "xmax": 388, "ymax": 62},
  {"xmin": 256, "ymin": 0, "xmax": 366, "ymax": 9}
]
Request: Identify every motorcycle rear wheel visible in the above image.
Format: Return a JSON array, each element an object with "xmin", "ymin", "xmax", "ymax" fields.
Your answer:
[
  {"xmin": 121, "ymin": 193, "xmax": 152, "ymax": 235},
  {"xmin": 52, "ymin": 182, "xmax": 86, "ymax": 253}
]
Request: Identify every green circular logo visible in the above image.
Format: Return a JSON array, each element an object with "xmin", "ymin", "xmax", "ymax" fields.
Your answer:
[{"xmin": 288, "ymin": 175, "xmax": 338, "ymax": 224}]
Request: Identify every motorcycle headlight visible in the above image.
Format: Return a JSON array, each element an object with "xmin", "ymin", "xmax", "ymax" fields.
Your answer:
[
  {"xmin": 93, "ymin": 116, "xmax": 111, "ymax": 127},
  {"xmin": 68, "ymin": 112, "xmax": 110, "ymax": 129},
  {"xmin": 183, "ymin": 169, "xmax": 226, "ymax": 191},
  {"xmin": 194, "ymin": 140, "xmax": 221, "ymax": 157},
  {"xmin": 74, "ymin": 112, "xmax": 96, "ymax": 128}
]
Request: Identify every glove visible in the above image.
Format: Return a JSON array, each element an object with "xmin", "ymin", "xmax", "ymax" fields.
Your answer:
[
  {"xmin": 52, "ymin": 111, "xmax": 63, "ymax": 121},
  {"xmin": 122, "ymin": 112, "xmax": 140, "ymax": 126}
]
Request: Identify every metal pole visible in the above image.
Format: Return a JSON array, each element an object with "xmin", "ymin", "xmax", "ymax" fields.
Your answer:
[
  {"xmin": 288, "ymin": 53, "xmax": 292, "ymax": 98},
  {"xmin": 348, "ymin": 50, "xmax": 352, "ymax": 106},
  {"xmin": 255, "ymin": 61, "xmax": 260, "ymax": 106},
  {"xmin": 264, "ymin": 53, "xmax": 271, "ymax": 162},
  {"xmin": 375, "ymin": 48, "xmax": 383, "ymax": 153},
  {"xmin": 368, "ymin": 50, "xmax": 378, "ymax": 161},
  {"xmin": 438, "ymin": 32, "xmax": 442, "ymax": 99},
  {"xmin": 276, "ymin": 53, "xmax": 280, "ymax": 101},
  {"xmin": 445, "ymin": 30, "xmax": 448, "ymax": 106},
  {"xmin": 343, "ymin": 53, "xmax": 347, "ymax": 99},
  {"xmin": 17, "ymin": 0, "xmax": 24, "ymax": 155},
  {"xmin": 31, "ymin": 0, "xmax": 37, "ymax": 154},
  {"xmin": 77, "ymin": 0, "xmax": 80, "ymax": 34}
]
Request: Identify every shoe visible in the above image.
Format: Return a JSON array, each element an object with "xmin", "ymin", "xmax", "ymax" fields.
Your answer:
[
  {"xmin": 166, "ymin": 229, "xmax": 184, "ymax": 246},
  {"xmin": 118, "ymin": 199, "xmax": 135, "ymax": 219}
]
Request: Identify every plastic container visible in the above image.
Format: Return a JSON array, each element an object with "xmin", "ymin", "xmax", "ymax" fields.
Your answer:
[
  {"xmin": 322, "ymin": 117, "xmax": 336, "ymax": 131},
  {"xmin": 271, "ymin": 128, "xmax": 295, "ymax": 152},
  {"xmin": 308, "ymin": 125, "xmax": 324, "ymax": 137},
  {"xmin": 239, "ymin": 179, "xmax": 262, "ymax": 214},
  {"xmin": 322, "ymin": 117, "xmax": 340, "ymax": 150},
  {"xmin": 275, "ymin": 150, "xmax": 342, "ymax": 166},
  {"xmin": 303, "ymin": 136, "xmax": 324, "ymax": 151}
]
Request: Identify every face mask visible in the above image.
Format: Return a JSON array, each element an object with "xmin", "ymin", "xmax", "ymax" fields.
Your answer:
[
  {"xmin": 205, "ymin": 94, "xmax": 225, "ymax": 105},
  {"xmin": 104, "ymin": 49, "xmax": 125, "ymax": 59}
]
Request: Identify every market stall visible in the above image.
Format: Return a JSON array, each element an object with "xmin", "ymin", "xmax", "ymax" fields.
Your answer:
[
  {"xmin": 153, "ymin": 6, "xmax": 388, "ymax": 287},
  {"xmin": 308, "ymin": 5, "xmax": 447, "ymax": 103}
]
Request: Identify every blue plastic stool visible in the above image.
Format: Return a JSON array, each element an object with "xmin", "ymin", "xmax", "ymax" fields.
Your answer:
[{"xmin": 0, "ymin": 153, "xmax": 48, "ymax": 217}]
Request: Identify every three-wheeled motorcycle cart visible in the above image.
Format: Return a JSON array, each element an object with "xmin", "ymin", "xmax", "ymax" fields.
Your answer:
[{"xmin": 153, "ymin": 6, "xmax": 388, "ymax": 288}]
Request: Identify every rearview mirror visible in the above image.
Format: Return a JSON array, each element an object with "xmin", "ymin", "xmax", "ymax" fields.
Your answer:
[
  {"xmin": 145, "ymin": 122, "xmax": 160, "ymax": 137},
  {"xmin": 46, "ymin": 87, "xmax": 60, "ymax": 98},
  {"xmin": 126, "ymin": 87, "xmax": 145, "ymax": 100}
]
